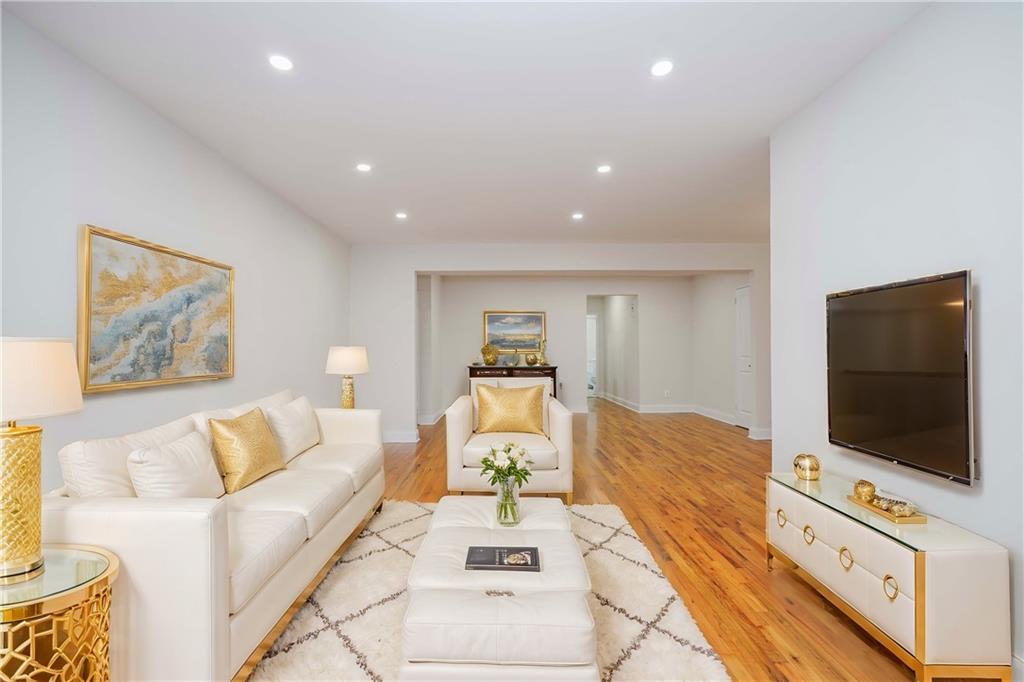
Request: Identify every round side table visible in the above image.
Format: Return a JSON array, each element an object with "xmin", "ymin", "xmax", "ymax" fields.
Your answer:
[{"xmin": 1, "ymin": 545, "xmax": 119, "ymax": 681}]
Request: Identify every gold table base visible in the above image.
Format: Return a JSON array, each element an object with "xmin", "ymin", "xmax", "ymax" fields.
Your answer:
[{"xmin": 1, "ymin": 583, "xmax": 112, "ymax": 681}]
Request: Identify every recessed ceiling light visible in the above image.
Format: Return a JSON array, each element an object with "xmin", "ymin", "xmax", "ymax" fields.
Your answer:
[
  {"xmin": 572, "ymin": 212, "xmax": 584, "ymax": 221},
  {"xmin": 268, "ymin": 54, "xmax": 293, "ymax": 71},
  {"xmin": 650, "ymin": 60, "xmax": 673, "ymax": 77},
  {"xmin": 395, "ymin": 212, "xmax": 408, "ymax": 220},
  {"xmin": 596, "ymin": 164, "xmax": 612, "ymax": 174},
  {"xmin": 355, "ymin": 163, "xmax": 372, "ymax": 172}
]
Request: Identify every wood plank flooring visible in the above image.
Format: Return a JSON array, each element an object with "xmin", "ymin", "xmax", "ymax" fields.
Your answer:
[{"xmin": 383, "ymin": 398, "xmax": 916, "ymax": 681}]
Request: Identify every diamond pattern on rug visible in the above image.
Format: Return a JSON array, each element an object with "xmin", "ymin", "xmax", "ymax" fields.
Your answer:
[{"xmin": 252, "ymin": 500, "xmax": 729, "ymax": 681}]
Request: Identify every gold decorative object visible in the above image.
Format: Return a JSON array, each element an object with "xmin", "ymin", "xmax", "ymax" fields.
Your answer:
[
  {"xmin": 481, "ymin": 344, "xmax": 498, "ymax": 366},
  {"xmin": 536, "ymin": 340, "xmax": 547, "ymax": 365},
  {"xmin": 524, "ymin": 353, "xmax": 539, "ymax": 366},
  {"xmin": 1, "ymin": 546, "xmax": 118, "ymax": 681},
  {"xmin": 0, "ymin": 339, "xmax": 83, "ymax": 582},
  {"xmin": 483, "ymin": 311, "xmax": 546, "ymax": 354},
  {"xmin": 853, "ymin": 479, "xmax": 876, "ymax": 501},
  {"xmin": 209, "ymin": 409, "xmax": 285, "ymax": 493},
  {"xmin": 78, "ymin": 225, "xmax": 233, "ymax": 394},
  {"xmin": 846, "ymin": 494, "xmax": 927, "ymax": 524},
  {"xmin": 792, "ymin": 453, "xmax": 820, "ymax": 481},
  {"xmin": 325, "ymin": 346, "xmax": 369, "ymax": 409},
  {"xmin": 475, "ymin": 384, "xmax": 545, "ymax": 435}
]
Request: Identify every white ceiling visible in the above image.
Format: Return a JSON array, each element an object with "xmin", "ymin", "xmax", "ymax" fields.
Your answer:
[{"xmin": 9, "ymin": 2, "xmax": 923, "ymax": 244}]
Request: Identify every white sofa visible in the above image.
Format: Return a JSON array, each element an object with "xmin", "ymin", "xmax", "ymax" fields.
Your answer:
[
  {"xmin": 445, "ymin": 377, "xmax": 573, "ymax": 502},
  {"xmin": 43, "ymin": 389, "xmax": 384, "ymax": 681}
]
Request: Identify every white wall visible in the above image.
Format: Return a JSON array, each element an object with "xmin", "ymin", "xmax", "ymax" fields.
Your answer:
[
  {"xmin": 691, "ymin": 272, "xmax": 751, "ymax": 423},
  {"xmin": 602, "ymin": 295, "xmax": 641, "ymax": 408},
  {"xmin": 351, "ymin": 242, "xmax": 770, "ymax": 440},
  {"xmin": 2, "ymin": 15, "xmax": 352, "ymax": 490},
  {"xmin": 771, "ymin": 3, "xmax": 1023, "ymax": 664},
  {"xmin": 436, "ymin": 277, "xmax": 688, "ymax": 413}
]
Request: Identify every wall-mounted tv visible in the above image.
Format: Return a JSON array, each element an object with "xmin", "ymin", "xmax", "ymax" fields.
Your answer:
[{"xmin": 826, "ymin": 271, "xmax": 973, "ymax": 485}]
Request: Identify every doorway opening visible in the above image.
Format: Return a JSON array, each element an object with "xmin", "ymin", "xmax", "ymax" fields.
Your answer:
[{"xmin": 586, "ymin": 314, "xmax": 598, "ymax": 396}]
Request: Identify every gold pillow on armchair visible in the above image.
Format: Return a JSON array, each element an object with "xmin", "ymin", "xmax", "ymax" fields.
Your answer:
[
  {"xmin": 209, "ymin": 408, "xmax": 285, "ymax": 493},
  {"xmin": 475, "ymin": 384, "xmax": 545, "ymax": 435}
]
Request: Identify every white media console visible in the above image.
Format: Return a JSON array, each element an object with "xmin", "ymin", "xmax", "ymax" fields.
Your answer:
[{"xmin": 766, "ymin": 473, "xmax": 1011, "ymax": 682}]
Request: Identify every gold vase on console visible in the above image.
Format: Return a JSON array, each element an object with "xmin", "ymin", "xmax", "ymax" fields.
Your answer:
[
  {"xmin": 793, "ymin": 453, "xmax": 821, "ymax": 481},
  {"xmin": 481, "ymin": 344, "xmax": 498, "ymax": 366}
]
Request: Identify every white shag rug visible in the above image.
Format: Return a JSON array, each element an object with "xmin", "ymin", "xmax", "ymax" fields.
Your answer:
[{"xmin": 253, "ymin": 501, "xmax": 730, "ymax": 682}]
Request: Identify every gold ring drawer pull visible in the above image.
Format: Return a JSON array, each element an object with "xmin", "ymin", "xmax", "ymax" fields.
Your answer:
[
  {"xmin": 776, "ymin": 509, "xmax": 787, "ymax": 527},
  {"xmin": 839, "ymin": 546, "xmax": 854, "ymax": 570},
  {"xmin": 883, "ymin": 575, "xmax": 899, "ymax": 601},
  {"xmin": 802, "ymin": 525, "xmax": 815, "ymax": 545}
]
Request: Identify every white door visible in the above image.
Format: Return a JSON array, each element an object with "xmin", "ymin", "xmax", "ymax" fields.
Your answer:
[
  {"xmin": 586, "ymin": 314, "xmax": 598, "ymax": 396},
  {"xmin": 734, "ymin": 286, "xmax": 753, "ymax": 428}
]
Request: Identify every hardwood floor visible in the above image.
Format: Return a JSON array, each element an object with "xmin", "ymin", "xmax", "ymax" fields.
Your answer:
[{"xmin": 384, "ymin": 398, "xmax": 915, "ymax": 681}]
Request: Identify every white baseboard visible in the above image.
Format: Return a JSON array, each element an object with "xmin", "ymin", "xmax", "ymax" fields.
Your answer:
[
  {"xmin": 416, "ymin": 411, "xmax": 442, "ymax": 426},
  {"xmin": 691, "ymin": 405, "xmax": 738, "ymax": 424},
  {"xmin": 384, "ymin": 429, "xmax": 419, "ymax": 443},
  {"xmin": 1013, "ymin": 654, "xmax": 1023, "ymax": 681},
  {"xmin": 748, "ymin": 427, "xmax": 772, "ymax": 441},
  {"xmin": 599, "ymin": 393, "xmax": 641, "ymax": 412}
]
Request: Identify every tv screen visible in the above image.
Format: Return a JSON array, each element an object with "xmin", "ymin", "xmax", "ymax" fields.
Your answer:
[{"xmin": 826, "ymin": 271, "xmax": 973, "ymax": 485}]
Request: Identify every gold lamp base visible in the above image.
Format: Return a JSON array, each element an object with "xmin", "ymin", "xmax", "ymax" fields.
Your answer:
[
  {"xmin": 0, "ymin": 423, "xmax": 44, "ymax": 582},
  {"xmin": 340, "ymin": 375, "xmax": 356, "ymax": 409}
]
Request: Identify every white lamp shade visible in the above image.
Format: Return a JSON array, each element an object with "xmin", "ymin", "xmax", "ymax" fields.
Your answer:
[
  {"xmin": 1, "ymin": 338, "xmax": 83, "ymax": 422},
  {"xmin": 325, "ymin": 346, "xmax": 369, "ymax": 375}
]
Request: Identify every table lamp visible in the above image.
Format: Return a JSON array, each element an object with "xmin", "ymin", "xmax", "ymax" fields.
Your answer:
[
  {"xmin": 1, "ymin": 338, "xmax": 83, "ymax": 581},
  {"xmin": 325, "ymin": 346, "xmax": 369, "ymax": 409}
]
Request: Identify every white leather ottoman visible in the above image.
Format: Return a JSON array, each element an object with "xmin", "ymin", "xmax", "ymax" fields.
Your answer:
[{"xmin": 400, "ymin": 496, "xmax": 598, "ymax": 681}]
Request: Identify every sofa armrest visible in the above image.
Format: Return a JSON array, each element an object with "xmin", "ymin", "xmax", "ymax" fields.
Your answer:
[
  {"xmin": 315, "ymin": 408, "xmax": 383, "ymax": 447},
  {"xmin": 445, "ymin": 396, "xmax": 473, "ymax": 489},
  {"xmin": 43, "ymin": 496, "xmax": 230, "ymax": 681},
  {"xmin": 549, "ymin": 398, "xmax": 573, "ymax": 486}
]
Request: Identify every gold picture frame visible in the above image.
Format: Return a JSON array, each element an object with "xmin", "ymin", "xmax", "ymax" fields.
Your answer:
[
  {"xmin": 482, "ymin": 310, "xmax": 546, "ymax": 353},
  {"xmin": 77, "ymin": 225, "xmax": 234, "ymax": 394}
]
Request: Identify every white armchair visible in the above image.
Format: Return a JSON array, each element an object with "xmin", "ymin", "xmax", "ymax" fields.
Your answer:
[{"xmin": 445, "ymin": 378, "xmax": 573, "ymax": 503}]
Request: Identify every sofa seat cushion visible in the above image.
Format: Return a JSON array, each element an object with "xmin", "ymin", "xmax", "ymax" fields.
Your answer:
[
  {"xmin": 287, "ymin": 443, "xmax": 383, "ymax": 491},
  {"xmin": 228, "ymin": 510, "xmax": 306, "ymax": 614},
  {"xmin": 226, "ymin": 469, "xmax": 353, "ymax": 538},
  {"xmin": 462, "ymin": 433, "xmax": 558, "ymax": 470},
  {"xmin": 403, "ymin": 589, "xmax": 595, "ymax": 665}
]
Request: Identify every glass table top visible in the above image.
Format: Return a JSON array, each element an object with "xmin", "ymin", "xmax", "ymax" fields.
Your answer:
[
  {"xmin": 0, "ymin": 547, "xmax": 110, "ymax": 608},
  {"xmin": 768, "ymin": 472, "xmax": 1002, "ymax": 553}
]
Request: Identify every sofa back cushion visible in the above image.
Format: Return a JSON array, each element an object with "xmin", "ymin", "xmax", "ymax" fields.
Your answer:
[
  {"xmin": 58, "ymin": 416, "xmax": 196, "ymax": 497},
  {"xmin": 264, "ymin": 396, "xmax": 320, "ymax": 462},
  {"xmin": 475, "ymin": 384, "xmax": 545, "ymax": 436},
  {"xmin": 127, "ymin": 431, "xmax": 225, "ymax": 498},
  {"xmin": 209, "ymin": 408, "xmax": 285, "ymax": 493},
  {"xmin": 190, "ymin": 388, "xmax": 295, "ymax": 444}
]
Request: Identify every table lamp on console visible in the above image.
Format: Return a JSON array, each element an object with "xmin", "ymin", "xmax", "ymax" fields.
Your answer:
[
  {"xmin": 0, "ymin": 338, "xmax": 83, "ymax": 582},
  {"xmin": 325, "ymin": 346, "xmax": 369, "ymax": 409}
]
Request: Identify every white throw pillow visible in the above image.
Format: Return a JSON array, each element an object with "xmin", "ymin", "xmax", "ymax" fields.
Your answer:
[
  {"xmin": 264, "ymin": 396, "xmax": 320, "ymax": 462},
  {"xmin": 127, "ymin": 431, "xmax": 225, "ymax": 498},
  {"xmin": 58, "ymin": 416, "xmax": 196, "ymax": 497},
  {"xmin": 189, "ymin": 388, "xmax": 296, "ymax": 444}
]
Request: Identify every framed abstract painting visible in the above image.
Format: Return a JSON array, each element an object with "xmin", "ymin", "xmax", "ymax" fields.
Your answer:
[
  {"xmin": 77, "ymin": 225, "xmax": 234, "ymax": 393},
  {"xmin": 483, "ymin": 311, "xmax": 546, "ymax": 353}
]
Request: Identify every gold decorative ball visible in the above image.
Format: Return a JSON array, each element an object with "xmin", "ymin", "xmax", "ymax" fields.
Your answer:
[
  {"xmin": 853, "ymin": 479, "xmax": 876, "ymax": 502},
  {"xmin": 525, "ymin": 353, "xmax": 539, "ymax": 366},
  {"xmin": 793, "ymin": 453, "xmax": 821, "ymax": 481}
]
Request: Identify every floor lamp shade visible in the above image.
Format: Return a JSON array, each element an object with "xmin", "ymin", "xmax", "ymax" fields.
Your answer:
[
  {"xmin": 0, "ymin": 338, "xmax": 83, "ymax": 580},
  {"xmin": 325, "ymin": 346, "xmax": 368, "ymax": 409}
]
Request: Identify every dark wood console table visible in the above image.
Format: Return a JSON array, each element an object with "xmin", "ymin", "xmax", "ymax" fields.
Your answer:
[{"xmin": 468, "ymin": 365, "xmax": 558, "ymax": 398}]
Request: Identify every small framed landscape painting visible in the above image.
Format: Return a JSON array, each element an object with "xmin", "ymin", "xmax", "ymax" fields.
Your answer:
[
  {"xmin": 77, "ymin": 225, "xmax": 234, "ymax": 393},
  {"xmin": 483, "ymin": 311, "xmax": 546, "ymax": 353}
]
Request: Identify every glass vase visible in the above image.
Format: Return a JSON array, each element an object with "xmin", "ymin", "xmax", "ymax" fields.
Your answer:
[{"xmin": 496, "ymin": 478, "xmax": 521, "ymax": 527}]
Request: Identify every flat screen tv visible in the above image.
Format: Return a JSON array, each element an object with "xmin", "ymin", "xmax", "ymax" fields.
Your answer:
[{"xmin": 826, "ymin": 270, "xmax": 973, "ymax": 485}]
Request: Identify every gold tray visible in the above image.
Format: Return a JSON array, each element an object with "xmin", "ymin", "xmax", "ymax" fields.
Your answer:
[{"xmin": 846, "ymin": 495, "xmax": 927, "ymax": 524}]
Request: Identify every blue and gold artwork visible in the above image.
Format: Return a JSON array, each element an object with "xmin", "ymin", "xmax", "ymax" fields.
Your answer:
[{"xmin": 78, "ymin": 226, "xmax": 233, "ymax": 393}]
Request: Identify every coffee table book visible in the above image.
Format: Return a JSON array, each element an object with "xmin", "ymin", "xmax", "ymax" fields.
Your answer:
[{"xmin": 465, "ymin": 546, "xmax": 540, "ymax": 572}]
